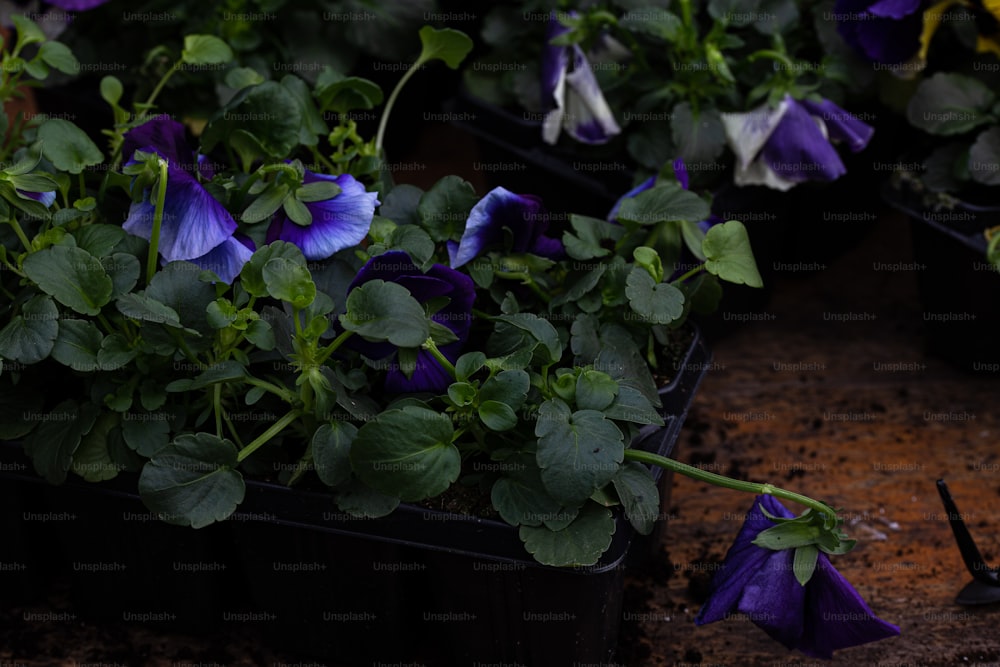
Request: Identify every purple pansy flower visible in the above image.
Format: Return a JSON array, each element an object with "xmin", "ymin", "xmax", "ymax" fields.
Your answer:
[
  {"xmin": 696, "ymin": 495, "xmax": 900, "ymax": 658},
  {"xmin": 20, "ymin": 190, "xmax": 56, "ymax": 207},
  {"xmin": 121, "ymin": 116, "xmax": 252, "ymax": 284},
  {"xmin": 265, "ymin": 168, "xmax": 379, "ymax": 261},
  {"xmin": 346, "ymin": 251, "xmax": 475, "ymax": 394},
  {"xmin": 720, "ymin": 95, "xmax": 874, "ymax": 191},
  {"xmin": 540, "ymin": 11, "xmax": 621, "ymax": 145},
  {"xmin": 448, "ymin": 186, "xmax": 562, "ymax": 268},
  {"xmin": 834, "ymin": 0, "xmax": 923, "ymax": 65}
]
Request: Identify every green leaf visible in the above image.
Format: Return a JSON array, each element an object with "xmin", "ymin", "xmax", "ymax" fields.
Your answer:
[
  {"xmin": 970, "ymin": 127, "xmax": 1000, "ymax": 186},
  {"xmin": 455, "ymin": 351, "xmax": 486, "ymax": 381},
  {"xmin": 492, "ymin": 313, "xmax": 562, "ymax": 364},
  {"xmin": 296, "ymin": 180, "xmax": 341, "ymax": 203},
  {"xmin": 387, "ymin": 225, "xmax": 435, "ymax": 268},
  {"xmin": 24, "ymin": 400, "xmax": 100, "ymax": 484},
  {"xmin": 50, "ymin": 319, "xmax": 102, "ymax": 371},
  {"xmin": 350, "ymin": 406, "xmax": 459, "ymax": 501},
  {"xmin": 0, "ymin": 294, "xmax": 58, "ymax": 364},
  {"xmin": 535, "ymin": 400, "xmax": 625, "ymax": 505},
  {"xmin": 340, "ymin": 280, "xmax": 429, "ymax": 348},
  {"xmin": 38, "ymin": 41, "xmax": 79, "ymax": 74},
  {"xmin": 121, "ymin": 412, "xmax": 171, "ymax": 457},
  {"xmin": 240, "ymin": 241, "xmax": 306, "ymax": 296},
  {"xmin": 612, "ymin": 462, "xmax": 660, "ymax": 535},
  {"xmin": 244, "ymin": 318, "xmax": 275, "ymax": 350},
  {"xmin": 702, "ymin": 220, "xmax": 763, "ymax": 287},
  {"xmin": 626, "ymin": 267, "xmax": 685, "ymax": 325},
  {"xmin": 139, "ymin": 433, "xmax": 245, "ymax": 528},
  {"xmin": 202, "ymin": 82, "xmax": 302, "ymax": 165},
  {"xmin": 182, "ymin": 34, "xmax": 234, "ymax": 65},
  {"xmin": 479, "ymin": 369, "xmax": 529, "ymax": 409},
  {"xmin": 263, "ymin": 257, "xmax": 316, "ymax": 308},
  {"xmin": 671, "ymin": 102, "xmax": 726, "ymax": 166},
  {"xmin": 72, "ymin": 412, "xmax": 120, "ymax": 482},
  {"xmin": 617, "ymin": 183, "xmax": 710, "ymax": 226},
  {"xmin": 100, "ymin": 76, "xmax": 123, "ymax": 106},
  {"xmin": 575, "ymin": 370, "xmax": 619, "ymax": 411},
  {"xmin": 417, "ymin": 175, "xmax": 479, "ymax": 242},
  {"xmin": 519, "ymin": 503, "xmax": 615, "ymax": 567},
  {"xmin": 753, "ymin": 521, "xmax": 821, "ymax": 550},
  {"xmin": 333, "ymin": 478, "xmax": 400, "ymax": 518},
  {"xmin": 144, "ymin": 261, "xmax": 217, "ymax": 336},
  {"xmin": 115, "ymin": 292, "xmax": 184, "ymax": 328},
  {"xmin": 416, "ymin": 26, "xmax": 474, "ymax": 69},
  {"xmin": 280, "ymin": 74, "xmax": 327, "ymax": 147},
  {"xmin": 74, "ymin": 224, "xmax": 126, "ymax": 258},
  {"xmin": 793, "ymin": 545, "xmax": 819, "ymax": 586},
  {"xmin": 242, "ymin": 183, "xmax": 290, "ymax": 224},
  {"xmin": 37, "ymin": 119, "xmax": 103, "ymax": 174},
  {"xmin": 906, "ymin": 73, "xmax": 995, "ymax": 136},
  {"xmin": 633, "ymin": 246, "xmax": 664, "ymax": 283},
  {"xmin": 313, "ymin": 422, "xmax": 357, "ymax": 487},
  {"xmin": 603, "ymin": 385, "xmax": 664, "ymax": 426},
  {"xmin": 620, "ymin": 7, "xmax": 682, "ymax": 39},
  {"xmin": 595, "ymin": 325, "xmax": 661, "ymax": 409},
  {"xmin": 563, "ymin": 214, "xmax": 625, "ymax": 260},
  {"xmin": 491, "ymin": 453, "xmax": 571, "ymax": 527},
  {"xmin": 12, "ymin": 15, "xmax": 45, "ymax": 46},
  {"xmin": 315, "ymin": 71, "xmax": 384, "ymax": 113},
  {"xmin": 23, "ymin": 245, "xmax": 113, "ymax": 315},
  {"xmin": 479, "ymin": 400, "xmax": 519, "ymax": 431}
]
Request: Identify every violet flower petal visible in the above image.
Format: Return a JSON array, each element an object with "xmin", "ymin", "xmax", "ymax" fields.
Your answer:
[
  {"xmin": 188, "ymin": 235, "xmax": 254, "ymax": 285},
  {"xmin": 266, "ymin": 172, "xmax": 378, "ymax": 261},
  {"xmin": 799, "ymin": 98, "xmax": 874, "ymax": 153},
  {"xmin": 760, "ymin": 99, "xmax": 846, "ymax": 183},
  {"xmin": 449, "ymin": 187, "xmax": 547, "ymax": 267}
]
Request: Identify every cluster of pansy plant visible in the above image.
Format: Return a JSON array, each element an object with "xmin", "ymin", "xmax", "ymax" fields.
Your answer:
[
  {"xmin": 831, "ymin": 0, "xmax": 1000, "ymax": 267},
  {"xmin": 463, "ymin": 1, "xmax": 877, "ymax": 191},
  {"xmin": 0, "ymin": 17, "xmax": 901, "ymax": 659}
]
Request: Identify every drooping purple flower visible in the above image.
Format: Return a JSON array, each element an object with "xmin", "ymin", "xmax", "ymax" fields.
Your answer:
[
  {"xmin": 721, "ymin": 95, "xmax": 874, "ymax": 191},
  {"xmin": 346, "ymin": 251, "xmax": 475, "ymax": 393},
  {"xmin": 448, "ymin": 187, "xmax": 562, "ymax": 268},
  {"xmin": 121, "ymin": 116, "xmax": 249, "ymax": 283},
  {"xmin": 19, "ymin": 190, "xmax": 56, "ymax": 207},
  {"xmin": 540, "ymin": 11, "xmax": 621, "ymax": 145},
  {"xmin": 265, "ymin": 169, "xmax": 379, "ymax": 261},
  {"xmin": 696, "ymin": 495, "xmax": 900, "ymax": 658},
  {"xmin": 834, "ymin": 0, "xmax": 923, "ymax": 65}
]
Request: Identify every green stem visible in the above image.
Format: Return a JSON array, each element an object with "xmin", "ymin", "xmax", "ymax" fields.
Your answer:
[
  {"xmin": 623, "ymin": 449, "xmax": 835, "ymax": 519},
  {"xmin": 146, "ymin": 158, "xmax": 169, "ymax": 284},
  {"xmin": 672, "ymin": 263, "xmax": 706, "ymax": 285},
  {"xmin": 244, "ymin": 376, "xmax": 299, "ymax": 404},
  {"xmin": 315, "ymin": 329, "xmax": 354, "ymax": 365},
  {"xmin": 494, "ymin": 271, "xmax": 550, "ymax": 303},
  {"xmin": 422, "ymin": 337, "xmax": 457, "ymax": 380},
  {"xmin": 375, "ymin": 57, "xmax": 425, "ymax": 153},
  {"xmin": 140, "ymin": 61, "xmax": 183, "ymax": 119},
  {"xmin": 747, "ymin": 48, "xmax": 795, "ymax": 71},
  {"xmin": 236, "ymin": 409, "xmax": 300, "ymax": 463},
  {"xmin": 8, "ymin": 215, "xmax": 31, "ymax": 253}
]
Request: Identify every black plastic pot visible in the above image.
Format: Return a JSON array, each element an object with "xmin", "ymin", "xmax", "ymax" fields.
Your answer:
[
  {"xmin": 0, "ymin": 327, "xmax": 710, "ymax": 663},
  {"xmin": 883, "ymin": 182, "xmax": 1000, "ymax": 374}
]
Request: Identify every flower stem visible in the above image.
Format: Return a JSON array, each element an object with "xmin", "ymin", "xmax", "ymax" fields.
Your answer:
[
  {"xmin": 146, "ymin": 158, "xmax": 169, "ymax": 284},
  {"xmin": 315, "ymin": 329, "xmax": 354, "ymax": 365},
  {"xmin": 244, "ymin": 376, "xmax": 298, "ymax": 404},
  {"xmin": 375, "ymin": 57, "xmax": 424, "ymax": 154},
  {"xmin": 423, "ymin": 337, "xmax": 457, "ymax": 380},
  {"xmin": 622, "ymin": 449, "xmax": 836, "ymax": 519},
  {"xmin": 236, "ymin": 409, "xmax": 300, "ymax": 463},
  {"xmin": 8, "ymin": 215, "xmax": 32, "ymax": 253},
  {"xmin": 672, "ymin": 263, "xmax": 706, "ymax": 285},
  {"xmin": 140, "ymin": 61, "xmax": 183, "ymax": 119}
]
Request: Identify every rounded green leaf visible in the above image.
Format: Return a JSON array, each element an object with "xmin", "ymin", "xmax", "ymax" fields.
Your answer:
[
  {"xmin": 23, "ymin": 245, "xmax": 113, "ymax": 316},
  {"xmin": 340, "ymin": 280, "xmax": 430, "ymax": 348},
  {"xmin": 519, "ymin": 503, "xmax": 615, "ymax": 567},
  {"xmin": 479, "ymin": 400, "xmax": 518, "ymax": 431},
  {"xmin": 417, "ymin": 26, "xmax": 474, "ymax": 69},
  {"xmin": 100, "ymin": 76, "xmax": 123, "ymax": 106},
  {"xmin": 611, "ymin": 462, "xmax": 660, "ymax": 535},
  {"xmin": 182, "ymin": 34, "xmax": 234, "ymax": 65},
  {"xmin": 350, "ymin": 406, "xmax": 459, "ymax": 501},
  {"xmin": 37, "ymin": 119, "xmax": 103, "ymax": 174},
  {"xmin": 24, "ymin": 401, "xmax": 100, "ymax": 485},
  {"xmin": 0, "ymin": 294, "xmax": 58, "ymax": 364},
  {"xmin": 139, "ymin": 433, "xmax": 245, "ymax": 528},
  {"xmin": 263, "ymin": 256, "xmax": 316, "ymax": 308},
  {"xmin": 38, "ymin": 41, "xmax": 79, "ymax": 75},
  {"xmin": 313, "ymin": 421, "xmax": 357, "ymax": 487},
  {"xmin": 625, "ymin": 268, "xmax": 685, "ymax": 325},
  {"xmin": 702, "ymin": 219, "xmax": 764, "ymax": 288},
  {"xmin": 616, "ymin": 183, "xmax": 710, "ymax": 226}
]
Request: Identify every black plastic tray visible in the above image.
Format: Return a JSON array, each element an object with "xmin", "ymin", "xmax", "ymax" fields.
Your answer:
[{"xmin": 0, "ymin": 327, "xmax": 711, "ymax": 664}]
